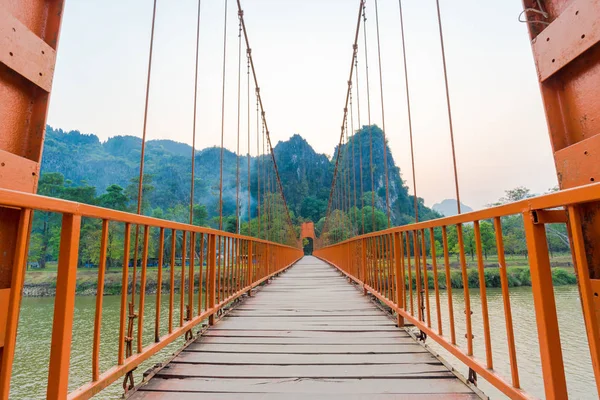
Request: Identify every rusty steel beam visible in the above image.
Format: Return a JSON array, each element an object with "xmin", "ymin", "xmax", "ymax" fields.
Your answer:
[{"xmin": 0, "ymin": 1, "xmax": 65, "ymax": 396}]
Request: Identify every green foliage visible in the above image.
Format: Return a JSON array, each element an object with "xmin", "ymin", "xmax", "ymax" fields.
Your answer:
[
  {"xmin": 43, "ymin": 125, "xmax": 441, "ymax": 243},
  {"xmin": 421, "ymin": 266, "xmax": 574, "ymax": 289}
]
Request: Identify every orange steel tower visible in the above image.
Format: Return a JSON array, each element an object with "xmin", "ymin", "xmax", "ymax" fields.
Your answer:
[
  {"xmin": 0, "ymin": 0, "xmax": 65, "ymax": 386},
  {"xmin": 523, "ymin": 0, "xmax": 600, "ymax": 395}
]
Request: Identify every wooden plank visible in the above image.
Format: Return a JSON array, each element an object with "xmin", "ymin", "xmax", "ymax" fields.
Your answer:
[
  {"xmin": 227, "ymin": 311, "xmax": 391, "ymax": 322},
  {"xmin": 185, "ymin": 343, "xmax": 427, "ymax": 353},
  {"xmin": 203, "ymin": 329, "xmax": 408, "ymax": 338},
  {"xmin": 234, "ymin": 307, "xmax": 379, "ymax": 311},
  {"xmin": 133, "ymin": 392, "xmax": 480, "ymax": 400},
  {"xmin": 216, "ymin": 319, "xmax": 396, "ymax": 328},
  {"xmin": 157, "ymin": 363, "xmax": 453, "ymax": 379},
  {"xmin": 227, "ymin": 311, "xmax": 385, "ymax": 317},
  {"xmin": 172, "ymin": 352, "xmax": 435, "ymax": 365},
  {"xmin": 136, "ymin": 377, "xmax": 475, "ymax": 394},
  {"xmin": 194, "ymin": 336, "xmax": 416, "ymax": 345},
  {"xmin": 207, "ymin": 326, "xmax": 400, "ymax": 331}
]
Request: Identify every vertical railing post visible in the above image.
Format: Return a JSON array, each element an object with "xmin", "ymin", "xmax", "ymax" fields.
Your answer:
[
  {"xmin": 47, "ymin": 214, "xmax": 81, "ymax": 400},
  {"xmin": 0, "ymin": 209, "xmax": 32, "ymax": 399},
  {"xmin": 92, "ymin": 220, "xmax": 109, "ymax": 381},
  {"xmin": 393, "ymin": 232, "xmax": 404, "ymax": 327},
  {"xmin": 207, "ymin": 234, "xmax": 217, "ymax": 325},
  {"xmin": 247, "ymin": 241, "xmax": 253, "ymax": 295},
  {"xmin": 346, "ymin": 242, "xmax": 351, "ymax": 275},
  {"xmin": 266, "ymin": 244, "xmax": 271, "ymax": 277},
  {"xmin": 361, "ymin": 238, "xmax": 367, "ymax": 294},
  {"xmin": 523, "ymin": 212, "xmax": 567, "ymax": 399},
  {"xmin": 568, "ymin": 206, "xmax": 600, "ymax": 392},
  {"xmin": 118, "ymin": 224, "xmax": 131, "ymax": 363}
]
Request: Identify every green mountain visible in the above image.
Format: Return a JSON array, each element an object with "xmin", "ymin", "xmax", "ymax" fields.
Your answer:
[
  {"xmin": 432, "ymin": 199, "xmax": 474, "ymax": 217},
  {"xmin": 41, "ymin": 125, "xmax": 438, "ymax": 226}
]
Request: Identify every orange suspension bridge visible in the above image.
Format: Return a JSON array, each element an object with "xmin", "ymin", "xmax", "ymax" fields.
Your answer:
[{"xmin": 1, "ymin": 0, "xmax": 600, "ymax": 399}]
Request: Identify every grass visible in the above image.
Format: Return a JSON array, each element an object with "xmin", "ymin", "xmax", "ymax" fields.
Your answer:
[
  {"xmin": 423, "ymin": 266, "xmax": 577, "ymax": 289},
  {"xmin": 433, "ymin": 252, "xmax": 572, "ymax": 269},
  {"xmin": 25, "ymin": 253, "xmax": 577, "ymax": 296},
  {"xmin": 25, "ymin": 262, "xmax": 210, "ymax": 296}
]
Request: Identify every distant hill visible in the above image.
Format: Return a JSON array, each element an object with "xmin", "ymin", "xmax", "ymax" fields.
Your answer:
[
  {"xmin": 41, "ymin": 125, "xmax": 440, "ymax": 225},
  {"xmin": 432, "ymin": 199, "xmax": 473, "ymax": 216}
]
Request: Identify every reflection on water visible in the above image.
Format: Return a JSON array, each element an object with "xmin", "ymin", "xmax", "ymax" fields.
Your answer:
[
  {"xmin": 10, "ymin": 286, "xmax": 596, "ymax": 399},
  {"xmin": 11, "ymin": 293, "xmax": 202, "ymax": 399},
  {"xmin": 419, "ymin": 285, "xmax": 597, "ymax": 399}
]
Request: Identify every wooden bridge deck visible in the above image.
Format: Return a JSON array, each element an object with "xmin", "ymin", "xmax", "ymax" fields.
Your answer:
[{"xmin": 131, "ymin": 256, "xmax": 479, "ymax": 399}]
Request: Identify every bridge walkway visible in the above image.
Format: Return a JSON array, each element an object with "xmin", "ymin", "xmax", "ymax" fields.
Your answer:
[{"xmin": 131, "ymin": 256, "xmax": 479, "ymax": 399}]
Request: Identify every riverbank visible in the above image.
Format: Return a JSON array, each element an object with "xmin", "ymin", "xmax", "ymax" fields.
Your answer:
[
  {"xmin": 23, "ymin": 264, "xmax": 577, "ymax": 296},
  {"xmin": 427, "ymin": 266, "xmax": 577, "ymax": 289},
  {"xmin": 23, "ymin": 267, "xmax": 196, "ymax": 297}
]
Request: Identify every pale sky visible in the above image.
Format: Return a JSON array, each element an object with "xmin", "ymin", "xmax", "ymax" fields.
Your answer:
[{"xmin": 47, "ymin": 0, "xmax": 558, "ymax": 210}]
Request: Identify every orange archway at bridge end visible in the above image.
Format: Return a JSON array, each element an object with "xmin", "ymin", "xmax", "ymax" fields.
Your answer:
[{"xmin": 300, "ymin": 222, "xmax": 316, "ymax": 240}]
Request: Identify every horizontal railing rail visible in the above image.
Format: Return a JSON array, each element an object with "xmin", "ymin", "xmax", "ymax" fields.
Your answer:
[
  {"xmin": 315, "ymin": 182, "xmax": 600, "ymax": 400},
  {"xmin": 0, "ymin": 188, "xmax": 303, "ymax": 400}
]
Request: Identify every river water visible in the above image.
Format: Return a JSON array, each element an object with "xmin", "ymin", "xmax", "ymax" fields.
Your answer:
[
  {"xmin": 10, "ymin": 286, "xmax": 596, "ymax": 399},
  {"xmin": 10, "ymin": 293, "xmax": 196, "ymax": 399}
]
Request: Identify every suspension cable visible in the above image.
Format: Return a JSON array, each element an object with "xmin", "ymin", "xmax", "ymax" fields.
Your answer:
[
  {"xmin": 125, "ymin": 1, "xmax": 158, "ymax": 387},
  {"xmin": 237, "ymin": 0, "xmax": 297, "ymax": 238},
  {"xmin": 256, "ymin": 86, "xmax": 261, "ymax": 237},
  {"xmin": 190, "ymin": 0, "xmax": 202, "ymax": 225},
  {"xmin": 131, "ymin": 0, "xmax": 158, "ymax": 310},
  {"xmin": 354, "ymin": 55, "xmax": 365, "ymax": 234},
  {"xmin": 262, "ymin": 119, "xmax": 267, "ymax": 239},
  {"xmin": 341, "ymin": 125, "xmax": 346, "ymax": 233},
  {"xmin": 247, "ymin": 48, "xmax": 251, "ymax": 232},
  {"xmin": 435, "ymin": 0, "xmax": 462, "ymax": 214},
  {"xmin": 368, "ymin": 126, "xmax": 375, "ymax": 232},
  {"xmin": 344, "ymin": 117, "xmax": 352, "ymax": 235},
  {"xmin": 267, "ymin": 155, "xmax": 273, "ymax": 240},
  {"xmin": 236, "ymin": 10, "xmax": 242, "ymax": 233},
  {"xmin": 374, "ymin": 0, "xmax": 391, "ymax": 228},
  {"xmin": 341, "ymin": 120, "xmax": 347, "ymax": 237},
  {"xmin": 362, "ymin": 1, "xmax": 376, "ymax": 232},
  {"xmin": 321, "ymin": 0, "xmax": 364, "ymax": 241},
  {"xmin": 398, "ymin": 0, "xmax": 419, "ymax": 222},
  {"xmin": 362, "ymin": 1, "xmax": 372, "ymax": 125},
  {"xmin": 218, "ymin": 0, "xmax": 229, "ymax": 230},
  {"xmin": 349, "ymin": 85, "xmax": 358, "ymax": 235}
]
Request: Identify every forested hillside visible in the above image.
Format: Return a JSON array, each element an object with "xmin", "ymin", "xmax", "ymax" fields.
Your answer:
[
  {"xmin": 32, "ymin": 126, "xmax": 569, "ymax": 269},
  {"xmin": 41, "ymin": 125, "xmax": 437, "ymax": 226}
]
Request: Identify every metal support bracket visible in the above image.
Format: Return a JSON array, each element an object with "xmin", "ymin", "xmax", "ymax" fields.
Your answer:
[{"xmin": 532, "ymin": 0, "xmax": 600, "ymax": 81}]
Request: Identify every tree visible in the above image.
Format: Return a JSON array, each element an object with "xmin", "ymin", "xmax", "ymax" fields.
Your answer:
[
  {"xmin": 193, "ymin": 204, "xmax": 208, "ymax": 226},
  {"xmin": 361, "ymin": 206, "xmax": 388, "ymax": 234},
  {"xmin": 97, "ymin": 184, "xmax": 128, "ymax": 210},
  {"xmin": 479, "ymin": 221, "xmax": 496, "ymax": 259},
  {"xmin": 32, "ymin": 173, "xmax": 66, "ymax": 268},
  {"xmin": 434, "ymin": 240, "xmax": 443, "ymax": 259},
  {"xmin": 125, "ymin": 174, "xmax": 155, "ymax": 214},
  {"xmin": 502, "ymin": 215, "xmax": 527, "ymax": 256},
  {"xmin": 300, "ymin": 196, "xmax": 327, "ymax": 222},
  {"xmin": 462, "ymin": 225, "xmax": 476, "ymax": 261},
  {"xmin": 489, "ymin": 186, "xmax": 534, "ymax": 206}
]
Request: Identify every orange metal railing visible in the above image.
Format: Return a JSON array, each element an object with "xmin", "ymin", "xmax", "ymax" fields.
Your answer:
[
  {"xmin": 0, "ymin": 188, "xmax": 302, "ymax": 400},
  {"xmin": 315, "ymin": 182, "xmax": 600, "ymax": 400}
]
